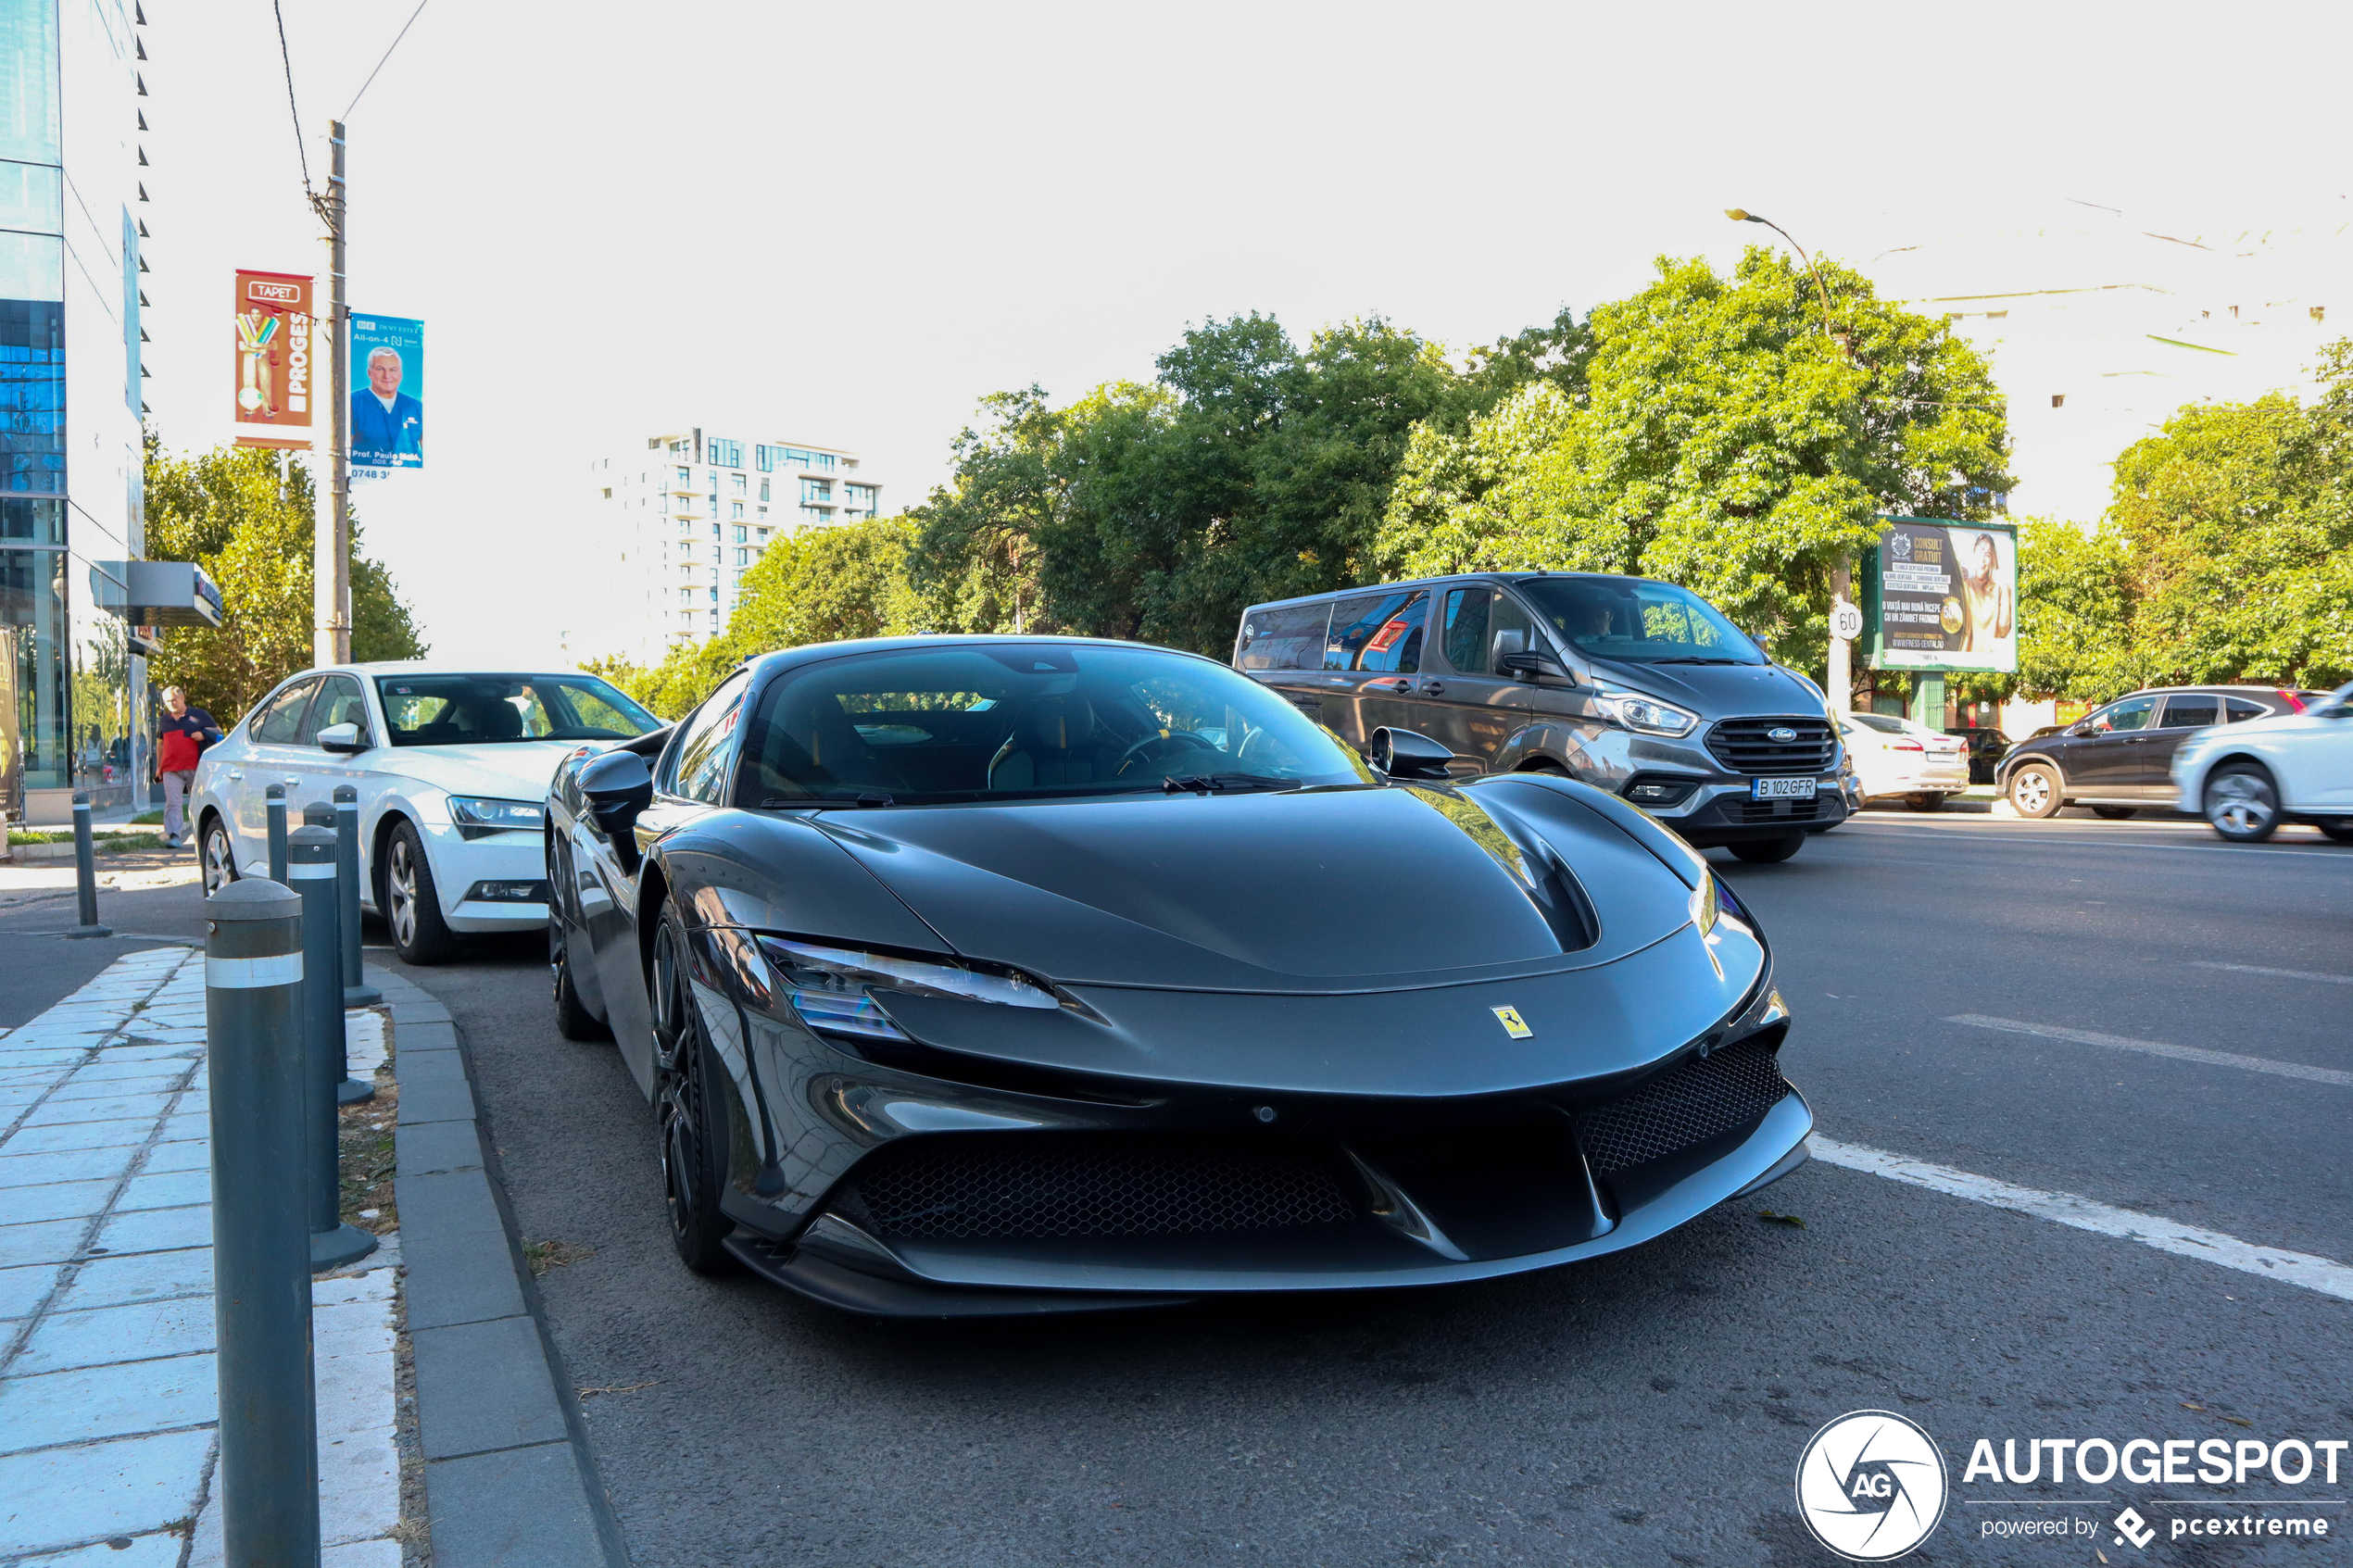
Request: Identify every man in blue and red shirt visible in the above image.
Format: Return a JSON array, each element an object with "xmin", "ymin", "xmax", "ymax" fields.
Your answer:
[{"xmin": 155, "ymin": 686, "xmax": 220, "ymax": 848}]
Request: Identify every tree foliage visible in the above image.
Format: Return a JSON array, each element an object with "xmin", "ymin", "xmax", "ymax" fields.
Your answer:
[
  {"xmin": 143, "ymin": 439, "xmax": 426, "ymax": 724},
  {"xmin": 1377, "ymin": 248, "xmax": 2013, "ymax": 675}
]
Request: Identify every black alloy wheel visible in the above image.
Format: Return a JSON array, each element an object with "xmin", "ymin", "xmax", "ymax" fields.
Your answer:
[
  {"xmin": 2090, "ymin": 805, "xmax": 2138, "ymax": 821},
  {"xmin": 1729, "ymin": 833, "xmax": 1805, "ymax": 863},
  {"xmin": 2322, "ymin": 821, "xmax": 2353, "ymax": 844},
  {"xmin": 199, "ymin": 815, "xmax": 238, "ymax": 896},
  {"xmin": 2007, "ymin": 763, "xmax": 2064, "ymax": 820},
  {"xmin": 2204, "ymin": 761, "xmax": 2281, "ymax": 843},
  {"xmin": 652, "ymin": 913, "xmax": 736, "ymax": 1274},
  {"xmin": 1905, "ymin": 793, "xmax": 1946, "ymax": 812},
  {"xmin": 549, "ymin": 926, "xmax": 609, "ymax": 1041}
]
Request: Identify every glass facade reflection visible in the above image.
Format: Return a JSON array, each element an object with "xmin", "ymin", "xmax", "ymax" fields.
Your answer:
[{"xmin": 1, "ymin": 0, "xmax": 145, "ymax": 822}]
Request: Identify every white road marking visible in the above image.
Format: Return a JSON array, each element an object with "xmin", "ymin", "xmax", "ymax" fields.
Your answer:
[
  {"xmin": 1947, "ymin": 1014, "xmax": 2353, "ymax": 1088},
  {"xmin": 1836, "ymin": 823, "xmax": 2352, "ymax": 860},
  {"xmin": 1809, "ymin": 1136, "xmax": 2353, "ymax": 1303},
  {"xmin": 2194, "ymin": 960, "xmax": 2353, "ymax": 986}
]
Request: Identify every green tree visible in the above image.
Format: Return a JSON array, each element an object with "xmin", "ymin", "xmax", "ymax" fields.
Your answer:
[
  {"xmin": 1376, "ymin": 249, "xmax": 2012, "ymax": 674},
  {"xmin": 143, "ymin": 439, "xmax": 426, "ymax": 724},
  {"xmin": 2107, "ymin": 370, "xmax": 2352, "ymax": 689},
  {"xmin": 2010, "ymin": 517, "xmax": 2144, "ymax": 700}
]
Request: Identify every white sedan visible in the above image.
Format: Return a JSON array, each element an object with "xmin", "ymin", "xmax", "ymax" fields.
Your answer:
[
  {"xmin": 2171, "ymin": 680, "xmax": 2353, "ymax": 843},
  {"xmin": 1834, "ymin": 711, "xmax": 1971, "ymax": 811},
  {"xmin": 191, "ymin": 663, "xmax": 665, "ymax": 962}
]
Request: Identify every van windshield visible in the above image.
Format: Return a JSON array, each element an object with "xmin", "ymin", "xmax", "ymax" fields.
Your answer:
[{"xmin": 1514, "ymin": 578, "xmax": 1766, "ymax": 666}]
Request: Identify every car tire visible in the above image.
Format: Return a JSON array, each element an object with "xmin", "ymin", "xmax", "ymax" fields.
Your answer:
[
  {"xmin": 198, "ymin": 814, "xmax": 238, "ymax": 897},
  {"xmin": 652, "ymin": 911, "xmax": 736, "ymax": 1275},
  {"xmin": 1905, "ymin": 793, "xmax": 1945, "ymax": 812},
  {"xmin": 2090, "ymin": 805, "xmax": 2138, "ymax": 821},
  {"xmin": 2007, "ymin": 764, "xmax": 2063, "ymax": 820},
  {"xmin": 2322, "ymin": 821, "xmax": 2353, "ymax": 844},
  {"xmin": 383, "ymin": 819, "xmax": 458, "ymax": 965},
  {"xmin": 550, "ymin": 927, "xmax": 610, "ymax": 1041},
  {"xmin": 1729, "ymin": 834, "xmax": 1805, "ymax": 863},
  {"xmin": 2203, "ymin": 761, "xmax": 2281, "ymax": 843}
]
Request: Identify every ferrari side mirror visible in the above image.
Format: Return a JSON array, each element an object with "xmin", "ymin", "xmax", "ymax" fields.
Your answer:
[
  {"xmin": 1368, "ymin": 727, "xmax": 1456, "ymax": 782},
  {"xmin": 579, "ymin": 748, "xmax": 653, "ymax": 837}
]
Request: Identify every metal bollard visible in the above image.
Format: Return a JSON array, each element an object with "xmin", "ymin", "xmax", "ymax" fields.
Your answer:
[
  {"xmin": 305, "ymin": 801, "xmax": 375, "ymax": 1104},
  {"xmin": 333, "ymin": 786, "xmax": 382, "ymax": 1008},
  {"xmin": 65, "ymin": 791, "xmax": 110, "ymax": 939},
  {"xmin": 205, "ymin": 878, "xmax": 321, "ymax": 1566},
  {"xmin": 289, "ymin": 824, "xmax": 376, "ymax": 1271},
  {"xmin": 266, "ymin": 784, "xmax": 289, "ymax": 884}
]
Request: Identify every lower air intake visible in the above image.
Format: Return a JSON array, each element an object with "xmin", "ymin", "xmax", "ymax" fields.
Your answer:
[
  {"xmin": 1574, "ymin": 1035, "xmax": 1792, "ymax": 1173},
  {"xmin": 836, "ymin": 1135, "xmax": 1356, "ymax": 1241}
]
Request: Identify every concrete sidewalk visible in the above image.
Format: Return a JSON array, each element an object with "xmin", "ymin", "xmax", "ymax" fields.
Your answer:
[{"xmin": 0, "ymin": 947, "xmax": 405, "ymax": 1565}]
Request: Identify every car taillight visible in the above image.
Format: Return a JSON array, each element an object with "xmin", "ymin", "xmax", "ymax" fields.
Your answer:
[{"xmin": 1892, "ymin": 740, "xmax": 1925, "ymax": 752}]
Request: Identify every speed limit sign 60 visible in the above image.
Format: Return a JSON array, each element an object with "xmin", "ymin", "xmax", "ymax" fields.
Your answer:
[{"xmin": 1829, "ymin": 602, "xmax": 1865, "ymax": 642}]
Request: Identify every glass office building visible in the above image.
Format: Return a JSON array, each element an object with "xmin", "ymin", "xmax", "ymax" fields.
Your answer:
[{"xmin": 2, "ymin": 0, "xmax": 148, "ymax": 822}]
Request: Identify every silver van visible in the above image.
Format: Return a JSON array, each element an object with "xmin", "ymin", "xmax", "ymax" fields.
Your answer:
[{"xmin": 1232, "ymin": 571, "xmax": 1847, "ymax": 860}]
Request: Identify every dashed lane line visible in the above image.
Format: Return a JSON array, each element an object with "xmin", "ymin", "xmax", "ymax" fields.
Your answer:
[
  {"xmin": 1809, "ymin": 1136, "xmax": 2353, "ymax": 1304},
  {"xmin": 1946, "ymin": 1013, "xmax": 2353, "ymax": 1089},
  {"xmin": 2193, "ymin": 960, "xmax": 2353, "ymax": 986}
]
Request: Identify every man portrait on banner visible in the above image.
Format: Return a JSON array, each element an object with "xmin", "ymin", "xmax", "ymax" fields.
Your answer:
[{"xmin": 350, "ymin": 345, "xmax": 422, "ymax": 466}]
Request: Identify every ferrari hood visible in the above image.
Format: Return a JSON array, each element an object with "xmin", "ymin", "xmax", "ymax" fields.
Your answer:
[{"xmin": 804, "ymin": 783, "xmax": 1699, "ymax": 995}]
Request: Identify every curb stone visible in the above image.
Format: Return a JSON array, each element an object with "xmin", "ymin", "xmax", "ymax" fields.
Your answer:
[{"xmin": 371, "ymin": 962, "xmax": 631, "ymax": 1568}]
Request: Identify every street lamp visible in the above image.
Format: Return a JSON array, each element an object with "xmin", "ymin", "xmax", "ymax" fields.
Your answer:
[{"xmin": 1728, "ymin": 208, "xmax": 1860, "ymax": 718}]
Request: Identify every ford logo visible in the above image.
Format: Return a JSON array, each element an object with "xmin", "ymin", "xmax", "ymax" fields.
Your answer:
[{"xmin": 1768, "ymin": 726, "xmax": 1798, "ymax": 744}]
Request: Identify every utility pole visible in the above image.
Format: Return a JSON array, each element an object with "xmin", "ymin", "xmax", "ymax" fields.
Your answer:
[
  {"xmin": 1827, "ymin": 558, "xmax": 1854, "ymax": 715},
  {"xmin": 313, "ymin": 120, "xmax": 351, "ymax": 666}
]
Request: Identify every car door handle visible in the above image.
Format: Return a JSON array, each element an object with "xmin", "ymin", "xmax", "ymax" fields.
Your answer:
[
  {"xmin": 1384, "ymin": 679, "xmax": 1414, "ymax": 692},
  {"xmin": 1420, "ymin": 681, "xmax": 1444, "ymax": 696},
  {"xmin": 227, "ymin": 769, "xmax": 245, "ymax": 781},
  {"xmin": 284, "ymin": 773, "xmax": 305, "ymax": 783}
]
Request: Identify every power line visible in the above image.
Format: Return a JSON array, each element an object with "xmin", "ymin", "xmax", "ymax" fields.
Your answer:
[
  {"xmin": 345, "ymin": 0, "xmax": 431, "ymax": 120},
  {"xmin": 271, "ymin": 0, "xmax": 310, "ymax": 194}
]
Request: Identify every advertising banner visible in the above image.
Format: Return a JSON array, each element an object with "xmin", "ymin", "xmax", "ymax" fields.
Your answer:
[
  {"xmin": 231, "ymin": 270, "xmax": 313, "ymax": 448},
  {"xmin": 347, "ymin": 313, "xmax": 423, "ymax": 470},
  {"xmin": 1865, "ymin": 518, "xmax": 2018, "ymax": 673}
]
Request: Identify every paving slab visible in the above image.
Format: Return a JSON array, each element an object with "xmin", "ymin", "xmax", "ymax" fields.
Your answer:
[
  {"xmin": 411, "ymin": 1315, "xmax": 569, "ymax": 1461},
  {"xmin": 0, "ymin": 1426, "xmax": 214, "ymax": 1556},
  {"xmin": 423, "ymin": 1441, "xmax": 610, "ymax": 1568}
]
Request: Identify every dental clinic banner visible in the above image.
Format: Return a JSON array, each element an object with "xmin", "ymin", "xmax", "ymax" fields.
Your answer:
[
  {"xmin": 1863, "ymin": 518, "xmax": 2018, "ymax": 673},
  {"xmin": 347, "ymin": 313, "xmax": 424, "ymax": 470}
]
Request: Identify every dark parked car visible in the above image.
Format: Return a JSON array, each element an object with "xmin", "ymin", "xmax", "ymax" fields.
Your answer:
[
  {"xmin": 1234, "ymin": 572, "xmax": 1847, "ymax": 863},
  {"xmin": 1996, "ymin": 686, "xmax": 2325, "ymax": 819},
  {"xmin": 544, "ymin": 636, "xmax": 1809, "ymax": 1317},
  {"xmin": 1945, "ymin": 727, "xmax": 2010, "ymax": 784}
]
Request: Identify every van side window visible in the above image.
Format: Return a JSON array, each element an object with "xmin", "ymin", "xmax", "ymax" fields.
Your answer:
[
  {"xmin": 1326, "ymin": 591, "xmax": 1428, "ymax": 673},
  {"xmin": 1441, "ymin": 588, "xmax": 1490, "ymax": 673},
  {"xmin": 1236, "ymin": 602, "xmax": 1333, "ymax": 671}
]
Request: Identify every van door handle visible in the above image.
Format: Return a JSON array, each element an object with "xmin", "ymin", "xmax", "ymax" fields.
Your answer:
[
  {"xmin": 1420, "ymin": 681, "xmax": 1444, "ymax": 696},
  {"xmin": 1383, "ymin": 679, "xmax": 1414, "ymax": 692}
]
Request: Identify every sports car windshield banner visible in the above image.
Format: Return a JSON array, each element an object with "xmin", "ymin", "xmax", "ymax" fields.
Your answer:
[
  {"xmin": 348, "ymin": 313, "xmax": 423, "ymax": 470},
  {"xmin": 1866, "ymin": 519, "xmax": 2018, "ymax": 673},
  {"xmin": 231, "ymin": 270, "xmax": 313, "ymax": 449}
]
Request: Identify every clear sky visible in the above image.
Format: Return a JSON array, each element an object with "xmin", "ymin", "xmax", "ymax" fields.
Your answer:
[{"xmin": 142, "ymin": 0, "xmax": 2353, "ymax": 664}]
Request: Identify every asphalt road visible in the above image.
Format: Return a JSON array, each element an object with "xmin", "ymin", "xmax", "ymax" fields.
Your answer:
[{"xmin": 34, "ymin": 812, "xmax": 2351, "ymax": 1565}]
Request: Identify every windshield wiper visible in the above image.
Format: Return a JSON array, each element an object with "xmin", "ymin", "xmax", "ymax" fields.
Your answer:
[
  {"xmin": 1162, "ymin": 773, "xmax": 1301, "ymax": 796},
  {"xmin": 762, "ymin": 794, "xmax": 895, "ymax": 809},
  {"xmin": 1647, "ymin": 657, "xmax": 1750, "ymax": 665}
]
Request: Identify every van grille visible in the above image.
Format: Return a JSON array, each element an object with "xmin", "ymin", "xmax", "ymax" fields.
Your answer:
[{"xmin": 1705, "ymin": 717, "xmax": 1837, "ymax": 775}]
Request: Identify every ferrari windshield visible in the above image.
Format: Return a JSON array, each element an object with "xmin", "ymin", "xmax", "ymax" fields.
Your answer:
[
  {"xmin": 373, "ymin": 673, "xmax": 661, "ymax": 746},
  {"xmin": 737, "ymin": 642, "xmax": 1366, "ymax": 805},
  {"xmin": 1514, "ymin": 577, "xmax": 1766, "ymax": 665}
]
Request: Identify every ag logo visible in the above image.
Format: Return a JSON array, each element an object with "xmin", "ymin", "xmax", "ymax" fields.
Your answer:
[{"xmin": 1795, "ymin": 1411, "xmax": 1949, "ymax": 1562}]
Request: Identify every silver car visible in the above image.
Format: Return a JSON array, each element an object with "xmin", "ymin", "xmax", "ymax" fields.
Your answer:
[{"xmin": 1234, "ymin": 572, "xmax": 1846, "ymax": 862}]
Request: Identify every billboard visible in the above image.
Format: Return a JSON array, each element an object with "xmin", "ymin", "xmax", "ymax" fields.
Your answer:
[
  {"xmin": 1864, "ymin": 518, "xmax": 2017, "ymax": 673},
  {"xmin": 348, "ymin": 313, "xmax": 423, "ymax": 470},
  {"xmin": 231, "ymin": 270, "xmax": 313, "ymax": 448}
]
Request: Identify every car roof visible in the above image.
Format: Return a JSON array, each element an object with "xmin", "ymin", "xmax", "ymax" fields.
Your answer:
[
  {"xmin": 739, "ymin": 633, "xmax": 1229, "ymax": 679},
  {"xmin": 1242, "ymin": 571, "xmax": 1684, "ymax": 615}
]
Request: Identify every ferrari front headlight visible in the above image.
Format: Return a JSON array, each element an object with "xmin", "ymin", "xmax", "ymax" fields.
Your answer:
[{"xmin": 756, "ymin": 936, "xmax": 1058, "ymax": 1043}]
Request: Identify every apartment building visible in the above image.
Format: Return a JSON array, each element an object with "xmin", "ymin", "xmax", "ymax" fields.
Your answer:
[{"xmin": 586, "ymin": 427, "xmax": 883, "ymax": 663}]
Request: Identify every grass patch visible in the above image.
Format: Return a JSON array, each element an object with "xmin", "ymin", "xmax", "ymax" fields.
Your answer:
[
  {"xmin": 340, "ymin": 1078, "xmax": 399, "ymax": 1234},
  {"xmin": 525, "ymin": 1238, "xmax": 596, "ymax": 1275},
  {"xmin": 131, "ymin": 809, "xmax": 165, "ymax": 824}
]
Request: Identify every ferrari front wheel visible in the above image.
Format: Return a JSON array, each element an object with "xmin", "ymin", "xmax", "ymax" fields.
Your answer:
[{"xmin": 652, "ymin": 915, "xmax": 736, "ymax": 1274}]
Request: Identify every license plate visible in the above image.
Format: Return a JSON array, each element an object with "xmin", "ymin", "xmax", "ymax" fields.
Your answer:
[{"xmin": 1752, "ymin": 776, "xmax": 1817, "ymax": 800}]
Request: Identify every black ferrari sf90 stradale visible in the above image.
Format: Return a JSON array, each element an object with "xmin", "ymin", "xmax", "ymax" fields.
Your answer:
[{"xmin": 544, "ymin": 637, "xmax": 1809, "ymax": 1316}]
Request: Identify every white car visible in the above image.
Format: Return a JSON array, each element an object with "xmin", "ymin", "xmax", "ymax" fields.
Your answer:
[
  {"xmin": 1834, "ymin": 711, "xmax": 1970, "ymax": 811},
  {"xmin": 191, "ymin": 663, "xmax": 665, "ymax": 962},
  {"xmin": 2171, "ymin": 680, "xmax": 2353, "ymax": 843}
]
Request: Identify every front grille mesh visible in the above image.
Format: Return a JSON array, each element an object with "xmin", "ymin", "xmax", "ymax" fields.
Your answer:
[
  {"xmin": 1705, "ymin": 717, "xmax": 1837, "ymax": 775},
  {"xmin": 1575, "ymin": 1036, "xmax": 1791, "ymax": 1173},
  {"xmin": 1730, "ymin": 797, "xmax": 1820, "ymax": 824},
  {"xmin": 837, "ymin": 1135, "xmax": 1356, "ymax": 1241}
]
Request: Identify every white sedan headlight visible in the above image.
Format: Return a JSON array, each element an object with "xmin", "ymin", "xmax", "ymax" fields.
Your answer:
[{"xmin": 447, "ymin": 796, "xmax": 547, "ymax": 839}]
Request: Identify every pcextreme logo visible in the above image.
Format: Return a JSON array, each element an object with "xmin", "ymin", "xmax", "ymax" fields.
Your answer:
[{"xmin": 1795, "ymin": 1411, "xmax": 1950, "ymax": 1562}]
